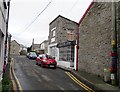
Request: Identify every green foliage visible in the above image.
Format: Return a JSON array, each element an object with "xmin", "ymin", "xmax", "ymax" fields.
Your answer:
[
  {"xmin": 2, "ymin": 74, "xmax": 11, "ymax": 92},
  {"xmin": 27, "ymin": 46, "xmax": 32, "ymax": 52}
]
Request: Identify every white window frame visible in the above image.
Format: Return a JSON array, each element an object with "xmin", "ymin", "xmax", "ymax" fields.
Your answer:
[{"xmin": 51, "ymin": 37, "xmax": 55, "ymax": 42}]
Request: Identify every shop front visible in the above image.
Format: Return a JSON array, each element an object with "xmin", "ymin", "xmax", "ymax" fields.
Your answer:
[{"xmin": 57, "ymin": 40, "xmax": 76, "ymax": 67}]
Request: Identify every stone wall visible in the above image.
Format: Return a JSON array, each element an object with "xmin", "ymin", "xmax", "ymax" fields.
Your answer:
[
  {"xmin": 116, "ymin": 1, "xmax": 120, "ymax": 88},
  {"xmin": 78, "ymin": 2, "xmax": 112, "ymax": 76}
]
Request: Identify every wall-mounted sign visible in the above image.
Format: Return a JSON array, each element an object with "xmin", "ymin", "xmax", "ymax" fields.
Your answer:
[{"xmin": 57, "ymin": 40, "xmax": 76, "ymax": 48}]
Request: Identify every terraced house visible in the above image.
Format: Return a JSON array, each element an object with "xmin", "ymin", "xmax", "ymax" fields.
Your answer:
[{"xmin": 0, "ymin": 0, "xmax": 7, "ymax": 82}]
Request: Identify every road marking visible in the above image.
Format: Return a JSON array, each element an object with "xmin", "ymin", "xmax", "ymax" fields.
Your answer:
[
  {"xmin": 11, "ymin": 58, "xmax": 23, "ymax": 92},
  {"xmin": 10, "ymin": 62, "xmax": 17, "ymax": 91},
  {"xmin": 65, "ymin": 71, "xmax": 95, "ymax": 92}
]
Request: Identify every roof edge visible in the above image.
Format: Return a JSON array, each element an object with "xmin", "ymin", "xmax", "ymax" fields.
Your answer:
[{"xmin": 49, "ymin": 15, "xmax": 78, "ymax": 25}]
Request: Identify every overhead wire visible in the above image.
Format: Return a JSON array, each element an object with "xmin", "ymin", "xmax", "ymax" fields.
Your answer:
[
  {"xmin": 66, "ymin": 0, "xmax": 79, "ymax": 16},
  {"xmin": 16, "ymin": 0, "xmax": 53, "ymax": 35},
  {"xmin": 12, "ymin": 0, "xmax": 80, "ymax": 45}
]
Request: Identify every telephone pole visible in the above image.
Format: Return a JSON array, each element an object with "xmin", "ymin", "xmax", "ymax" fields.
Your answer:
[{"xmin": 110, "ymin": 0, "xmax": 118, "ymax": 85}]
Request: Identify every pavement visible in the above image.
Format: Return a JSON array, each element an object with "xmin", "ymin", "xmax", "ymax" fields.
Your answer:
[{"xmin": 57, "ymin": 65, "xmax": 120, "ymax": 92}]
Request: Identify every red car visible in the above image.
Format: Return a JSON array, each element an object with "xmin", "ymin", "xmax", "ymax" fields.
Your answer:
[{"xmin": 36, "ymin": 54, "xmax": 57, "ymax": 69}]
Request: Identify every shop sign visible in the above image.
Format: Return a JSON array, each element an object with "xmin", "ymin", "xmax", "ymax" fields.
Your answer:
[{"xmin": 57, "ymin": 40, "xmax": 76, "ymax": 48}]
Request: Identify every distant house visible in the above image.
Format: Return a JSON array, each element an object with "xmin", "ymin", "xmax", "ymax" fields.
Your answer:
[
  {"xmin": 32, "ymin": 44, "xmax": 40, "ymax": 51},
  {"xmin": 19, "ymin": 44, "xmax": 27, "ymax": 55},
  {"xmin": 40, "ymin": 40, "xmax": 49, "ymax": 54},
  {"xmin": 10, "ymin": 40, "xmax": 20, "ymax": 55},
  {"xmin": 20, "ymin": 44, "xmax": 27, "ymax": 51},
  {"xmin": 31, "ymin": 44, "xmax": 43, "ymax": 54}
]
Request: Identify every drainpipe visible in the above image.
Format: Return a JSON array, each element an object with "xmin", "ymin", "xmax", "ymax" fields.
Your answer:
[
  {"xmin": 110, "ymin": 0, "xmax": 117, "ymax": 85},
  {"xmin": 3, "ymin": 0, "xmax": 11, "ymax": 73},
  {"xmin": 76, "ymin": 24, "xmax": 79, "ymax": 71}
]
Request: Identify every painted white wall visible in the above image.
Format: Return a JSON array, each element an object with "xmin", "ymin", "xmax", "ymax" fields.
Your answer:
[
  {"xmin": 57, "ymin": 61, "xmax": 70, "ymax": 68},
  {"xmin": 0, "ymin": 32, "xmax": 5, "ymax": 82},
  {"xmin": 0, "ymin": 0, "xmax": 7, "ymax": 82},
  {"xmin": 74, "ymin": 45, "xmax": 77, "ymax": 70}
]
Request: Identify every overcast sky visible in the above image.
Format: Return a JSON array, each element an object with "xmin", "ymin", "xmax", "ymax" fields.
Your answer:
[{"xmin": 8, "ymin": 0, "xmax": 92, "ymax": 47}]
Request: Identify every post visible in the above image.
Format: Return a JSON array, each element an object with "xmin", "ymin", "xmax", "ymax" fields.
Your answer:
[
  {"xmin": 110, "ymin": 0, "xmax": 117, "ymax": 85},
  {"xmin": 116, "ymin": 1, "xmax": 120, "ymax": 88},
  {"xmin": 8, "ymin": 34, "xmax": 12, "ymax": 62}
]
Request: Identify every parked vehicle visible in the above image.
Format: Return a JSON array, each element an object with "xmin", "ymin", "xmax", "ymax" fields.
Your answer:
[
  {"xmin": 36, "ymin": 54, "xmax": 57, "ymax": 69},
  {"xmin": 28, "ymin": 52, "xmax": 37, "ymax": 59},
  {"xmin": 26, "ymin": 53, "xmax": 30, "ymax": 58},
  {"xmin": 20, "ymin": 50, "xmax": 27, "ymax": 55}
]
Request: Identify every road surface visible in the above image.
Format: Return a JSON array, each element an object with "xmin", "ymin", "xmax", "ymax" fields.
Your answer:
[{"xmin": 12, "ymin": 55, "xmax": 89, "ymax": 91}]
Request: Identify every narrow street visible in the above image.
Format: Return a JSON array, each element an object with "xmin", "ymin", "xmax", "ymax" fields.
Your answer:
[{"xmin": 12, "ymin": 55, "xmax": 86, "ymax": 91}]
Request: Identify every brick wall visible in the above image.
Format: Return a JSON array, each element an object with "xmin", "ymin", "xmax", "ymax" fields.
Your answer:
[{"xmin": 78, "ymin": 2, "xmax": 112, "ymax": 76}]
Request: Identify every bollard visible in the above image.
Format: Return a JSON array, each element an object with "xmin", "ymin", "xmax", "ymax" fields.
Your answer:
[{"xmin": 104, "ymin": 68, "xmax": 110, "ymax": 82}]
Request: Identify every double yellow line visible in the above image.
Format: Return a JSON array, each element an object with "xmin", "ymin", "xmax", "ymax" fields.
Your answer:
[
  {"xmin": 65, "ymin": 72, "xmax": 95, "ymax": 92},
  {"xmin": 10, "ymin": 58, "xmax": 23, "ymax": 92}
]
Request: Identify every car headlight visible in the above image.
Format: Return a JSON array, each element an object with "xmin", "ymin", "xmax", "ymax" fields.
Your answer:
[{"xmin": 43, "ymin": 60, "xmax": 47, "ymax": 62}]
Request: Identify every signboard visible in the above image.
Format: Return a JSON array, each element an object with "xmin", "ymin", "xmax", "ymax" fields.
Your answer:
[{"xmin": 57, "ymin": 40, "xmax": 76, "ymax": 48}]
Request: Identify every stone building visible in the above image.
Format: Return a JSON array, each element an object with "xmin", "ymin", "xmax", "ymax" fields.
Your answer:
[
  {"xmin": 48, "ymin": 15, "xmax": 78, "ymax": 66},
  {"xmin": 10, "ymin": 40, "xmax": 20, "ymax": 55},
  {"xmin": 41, "ymin": 40, "xmax": 49, "ymax": 54},
  {"xmin": 78, "ymin": 1, "xmax": 120, "ymax": 86},
  {"xmin": 0, "ymin": 0, "xmax": 7, "ymax": 82}
]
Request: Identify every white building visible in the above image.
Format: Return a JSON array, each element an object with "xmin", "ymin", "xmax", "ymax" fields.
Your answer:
[{"xmin": 0, "ymin": 0, "xmax": 7, "ymax": 81}]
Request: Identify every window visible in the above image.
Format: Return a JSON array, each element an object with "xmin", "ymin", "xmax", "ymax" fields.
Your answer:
[
  {"xmin": 51, "ymin": 27, "xmax": 56, "ymax": 31},
  {"xmin": 51, "ymin": 27, "xmax": 56, "ymax": 38},
  {"xmin": 53, "ymin": 31, "xmax": 55, "ymax": 37},
  {"xmin": 51, "ymin": 37, "xmax": 55, "ymax": 42}
]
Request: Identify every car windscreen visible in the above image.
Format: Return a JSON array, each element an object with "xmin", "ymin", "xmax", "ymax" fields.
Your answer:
[{"xmin": 46, "ymin": 55, "xmax": 54, "ymax": 59}]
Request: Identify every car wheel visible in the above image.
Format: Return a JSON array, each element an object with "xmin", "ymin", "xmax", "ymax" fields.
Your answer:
[
  {"xmin": 41, "ymin": 63, "xmax": 44, "ymax": 68},
  {"xmin": 39, "ymin": 63, "xmax": 41, "ymax": 66},
  {"xmin": 54, "ymin": 65, "xmax": 57, "ymax": 69},
  {"xmin": 36, "ymin": 62, "xmax": 38, "ymax": 65}
]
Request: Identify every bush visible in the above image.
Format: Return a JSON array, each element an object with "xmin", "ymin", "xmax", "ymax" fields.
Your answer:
[{"xmin": 2, "ymin": 74, "xmax": 10, "ymax": 92}]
